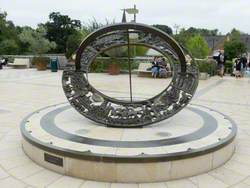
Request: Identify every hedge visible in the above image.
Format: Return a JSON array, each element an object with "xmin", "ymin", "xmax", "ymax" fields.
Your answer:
[
  {"xmin": 195, "ymin": 59, "xmax": 217, "ymax": 76},
  {"xmin": 89, "ymin": 58, "xmax": 141, "ymax": 73},
  {"xmin": 90, "ymin": 57, "xmax": 219, "ymax": 76}
]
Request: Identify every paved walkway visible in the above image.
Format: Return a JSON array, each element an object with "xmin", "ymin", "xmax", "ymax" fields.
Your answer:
[{"xmin": 0, "ymin": 68, "xmax": 250, "ymax": 188}]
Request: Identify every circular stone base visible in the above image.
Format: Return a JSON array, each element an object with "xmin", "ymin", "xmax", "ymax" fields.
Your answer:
[{"xmin": 20, "ymin": 103, "xmax": 237, "ymax": 183}]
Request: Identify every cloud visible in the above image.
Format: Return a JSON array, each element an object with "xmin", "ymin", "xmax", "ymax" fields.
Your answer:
[{"xmin": 1, "ymin": 0, "xmax": 249, "ymax": 34}]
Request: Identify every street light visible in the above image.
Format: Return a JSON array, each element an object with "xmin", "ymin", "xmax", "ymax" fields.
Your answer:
[{"xmin": 173, "ymin": 24, "xmax": 180, "ymax": 35}]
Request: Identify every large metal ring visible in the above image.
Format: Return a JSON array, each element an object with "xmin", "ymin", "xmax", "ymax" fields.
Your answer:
[{"xmin": 62, "ymin": 23, "xmax": 199, "ymax": 127}]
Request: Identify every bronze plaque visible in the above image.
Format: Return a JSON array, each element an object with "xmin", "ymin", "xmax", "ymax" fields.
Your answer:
[{"xmin": 44, "ymin": 153, "xmax": 63, "ymax": 167}]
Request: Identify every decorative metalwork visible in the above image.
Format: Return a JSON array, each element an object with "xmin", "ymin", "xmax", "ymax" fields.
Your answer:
[{"xmin": 62, "ymin": 23, "xmax": 199, "ymax": 127}]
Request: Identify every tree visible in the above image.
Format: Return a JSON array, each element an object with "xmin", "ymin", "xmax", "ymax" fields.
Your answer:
[
  {"xmin": 174, "ymin": 28, "xmax": 192, "ymax": 47},
  {"xmin": 224, "ymin": 29, "xmax": 247, "ymax": 60},
  {"xmin": 0, "ymin": 39, "xmax": 19, "ymax": 54},
  {"xmin": 44, "ymin": 12, "xmax": 81, "ymax": 54},
  {"xmin": 0, "ymin": 11, "xmax": 21, "ymax": 54},
  {"xmin": 224, "ymin": 41, "xmax": 247, "ymax": 60},
  {"xmin": 66, "ymin": 30, "xmax": 88, "ymax": 58},
  {"xmin": 230, "ymin": 28, "xmax": 241, "ymax": 41},
  {"xmin": 186, "ymin": 35, "xmax": 210, "ymax": 59},
  {"xmin": 19, "ymin": 26, "xmax": 56, "ymax": 55},
  {"xmin": 175, "ymin": 27, "xmax": 219, "ymax": 47},
  {"xmin": 185, "ymin": 27, "xmax": 218, "ymax": 36},
  {"xmin": 152, "ymin": 24, "xmax": 173, "ymax": 35}
]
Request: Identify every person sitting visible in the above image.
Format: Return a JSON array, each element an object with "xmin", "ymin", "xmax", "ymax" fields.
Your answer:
[
  {"xmin": 0, "ymin": 58, "xmax": 4, "ymax": 69},
  {"xmin": 151, "ymin": 57, "xmax": 160, "ymax": 78},
  {"xmin": 0, "ymin": 57, "xmax": 8, "ymax": 70},
  {"xmin": 158, "ymin": 57, "xmax": 168, "ymax": 78}
]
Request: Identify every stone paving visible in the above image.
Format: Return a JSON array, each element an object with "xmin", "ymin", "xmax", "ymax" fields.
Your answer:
[{"xmin": 0, "ymin": 68, "xmax": 250, "ymax": 187}]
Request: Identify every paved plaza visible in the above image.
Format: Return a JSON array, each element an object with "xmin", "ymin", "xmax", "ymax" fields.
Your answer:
[{"xmin": 0, "ymin": 68, "xmax": 250, "ymax": 187}]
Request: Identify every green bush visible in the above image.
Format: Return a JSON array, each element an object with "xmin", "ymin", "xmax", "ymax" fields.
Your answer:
[
  {"xmin": 224, "ymin": 60, "xmax": 234, "ymax": 74},
  {"xmin": 196, "ymin": 59, "xmax": 217, "ymax": 76},
  {"xmin": 186, "ymin": 35, "xmax": 210, "ymax": 59},
  {"xmin": 32, "ymin": 57, "xmax": 50, "ymax": 65},
  {"xmin": 89, "ymin": 60, "xmax": 107, "ymax": 73}
]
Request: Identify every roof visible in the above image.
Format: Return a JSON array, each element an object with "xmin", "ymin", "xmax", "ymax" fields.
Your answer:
[{"xmin": 204, "ymin": 34, "xmax": 250, "ymax": 52}]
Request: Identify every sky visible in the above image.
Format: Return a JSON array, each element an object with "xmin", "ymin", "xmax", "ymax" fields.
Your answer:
[{"xmin": 0, "ymin": 0, "xmax": 249, "ymax": 34}]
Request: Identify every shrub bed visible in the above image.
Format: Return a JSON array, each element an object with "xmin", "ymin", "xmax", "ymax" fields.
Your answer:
[
  {"xmin": 225, "ymin": 60, "xmax": 234, "ymax": 74},
  {"xmin": 196, "ymin": 59, "xmax": 217, "ymax": 76},
  {"xmin": 32, "ymin": 57, "xmax": 50, "ymax": 65},
  {"xmin": 32, "ymin": 57, "xmax": 50, "ymax": 71}
]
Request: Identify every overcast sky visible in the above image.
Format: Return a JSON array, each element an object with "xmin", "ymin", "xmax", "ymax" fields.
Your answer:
[{"xmin": 1, "ymin": 0, "xmax": 249, "ymax": 34}]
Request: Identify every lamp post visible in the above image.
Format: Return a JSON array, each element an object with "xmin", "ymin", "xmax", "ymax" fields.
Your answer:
[{"xmin": 173, "ymin": 24, "xmax": 180, "ymax": 35}]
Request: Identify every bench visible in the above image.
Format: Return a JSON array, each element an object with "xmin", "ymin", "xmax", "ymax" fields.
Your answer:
[
  {"xmin": 10, "ymin": 58, "xmax": 30, "ymax": 69},
  {"xmin": 136, "ymin": 63, "xmax": 171, "ymax": 78},
  {"xmin": 137, "ymin": 63, "xmax": 152, "ymax": 77}
]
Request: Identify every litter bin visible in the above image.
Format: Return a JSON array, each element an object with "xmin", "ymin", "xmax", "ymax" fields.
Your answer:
[{"xmin": 50, "ymin": 57, "xmax": 58, "ymax": 72}]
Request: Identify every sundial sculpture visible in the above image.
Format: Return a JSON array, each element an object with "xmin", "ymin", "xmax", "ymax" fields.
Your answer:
[
  {"xmin": 62, "ymin": 23, "xmax": 199, "ymax": 127},
  {"xmin": 20, "ymin": 22, "xmax": 237, "ymax": 183}
]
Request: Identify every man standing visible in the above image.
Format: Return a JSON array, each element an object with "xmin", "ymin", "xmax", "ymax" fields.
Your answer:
[{"xmin": 217, "ymin": 50, "xmax": 226, "ymax": 77}]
